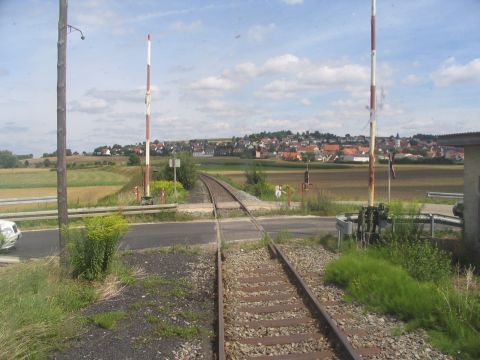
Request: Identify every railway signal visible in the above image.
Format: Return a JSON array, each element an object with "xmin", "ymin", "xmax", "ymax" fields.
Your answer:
[{"xmin": 144, "ymin": 34, "xmax": 152, "ymax": 201}]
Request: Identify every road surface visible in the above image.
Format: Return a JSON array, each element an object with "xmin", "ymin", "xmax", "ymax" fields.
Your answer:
[{"xmin": 7, "ymin": 216, "xmax": 336, "ymax": 258}]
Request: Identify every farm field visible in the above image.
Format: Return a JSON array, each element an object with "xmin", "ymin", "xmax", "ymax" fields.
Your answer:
[
  {"xmin": 207, "ymin": 164, "xmax": 464, "ymax": 201},
  {"xmin": 0, "ymin": 166, "xmax": 140, "ymax": 212}
]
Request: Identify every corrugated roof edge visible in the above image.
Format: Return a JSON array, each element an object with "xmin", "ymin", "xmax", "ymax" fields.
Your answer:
[{"xmin": 437, "ymin": 132, "xmax": 480, "ymax": 146}]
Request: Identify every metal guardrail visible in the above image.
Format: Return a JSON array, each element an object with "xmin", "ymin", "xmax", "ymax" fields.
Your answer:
[
  {"xmin": 426, "ymin": 192, "xmax": 463, "ymax": 199},
  {"xmin": 0, "ymin": 204, "xmax": 177, "ymax": 221},
  {"xmin": 336, "ymin": 213, "xmax": 462, "ymax": 246},
  {"xmin": 0, "ymin": 196, "xmax": 57, "ymax": 205}
]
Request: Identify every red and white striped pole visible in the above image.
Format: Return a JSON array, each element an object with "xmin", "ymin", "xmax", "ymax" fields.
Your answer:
[
  {"xmin": 368, "ymin": 0, "xmax": 376, "ymax": 207},
  {"xmin": 145, "ymin": 34, "xmax": 151, "ymax": 197}
]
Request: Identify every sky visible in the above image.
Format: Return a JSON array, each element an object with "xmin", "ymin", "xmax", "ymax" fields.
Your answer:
[{"xmin": 1, "ymin": 0, "xmax": 479, "ymax": 156}]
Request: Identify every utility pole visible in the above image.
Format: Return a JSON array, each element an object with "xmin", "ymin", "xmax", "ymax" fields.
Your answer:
[
  {"xmin": 57, "ymin": 0, "xmax": 68, "ymax": 273},
  {"xmin": 144, "ymin": 34, "xmax": 151, "ymax": 199},
  {"xmin": 368, "ymin": 0, "xmax": 376, "ymax": 207}
]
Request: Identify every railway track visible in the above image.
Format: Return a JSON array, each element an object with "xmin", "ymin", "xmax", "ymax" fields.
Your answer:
[{"xmin": 200, "ymin": 174, "xmax": 365, "ymax": 360}]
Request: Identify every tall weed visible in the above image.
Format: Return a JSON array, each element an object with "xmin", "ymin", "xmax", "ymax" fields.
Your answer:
[{"xmin": 69, "ymin": 214, "xmax": 129, "ymax": 280}]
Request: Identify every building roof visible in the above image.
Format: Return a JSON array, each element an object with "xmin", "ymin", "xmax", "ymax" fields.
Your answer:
[
  {"xmin": 323, "ymin": 144, "xmax": 340, "ymax": 151},
  {"xmin": 437, "ymin": 132, "xmax": 480, "ymax": 146}
]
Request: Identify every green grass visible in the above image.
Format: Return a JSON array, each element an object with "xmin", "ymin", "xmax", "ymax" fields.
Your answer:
[
  {"xmin": 140, "ymin": 274, "xmax": 192, "ymax": 299},
  {"xmin": 0, "ymin": 259, "xmax": 96, "ymax": 359},
  {"xmin": 89, "ymin": 310, "xmax": 127, "ymax": 330},
  {"xmin": 180, "ymin": 310, "xmax": 204, "ymax": 322},
  {"xmin": 140, "ymin": 275, "xmax": 173, "ymax": 289},
  {"xmin": 325, "ymin": 250, "xmax": 480, "ymax": 359},
  {"xmin": 0, "ymin": 167, "xmax": 130, "ymax": 189},
  {"xmin": 154, "ymin": 321, "xmax": 201, "ymax": 339}
]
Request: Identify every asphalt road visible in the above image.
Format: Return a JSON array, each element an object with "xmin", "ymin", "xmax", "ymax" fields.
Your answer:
[{"xmin": 7, "ymin": 216, "xmax": 336, "ymax": 258}]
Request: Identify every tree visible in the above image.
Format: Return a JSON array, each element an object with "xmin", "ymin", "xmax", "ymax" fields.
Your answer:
[
  {"xmin": 245, "ymin": 163, "xmax": 266, "ymax": 186},
  {"xmin": 127, "ymin": 153, "xmax": 140, "ymax": 166},
  {"xmin": 0, "ymin": 150, "xmax": 19, "ymax": 168},
  {"xmin": 162, "ymin": 152, "xmax": 197, "ymax": 190},
  {"xmin": 301, "ymin": 152, "xmax": 315, "ymax": 163}
]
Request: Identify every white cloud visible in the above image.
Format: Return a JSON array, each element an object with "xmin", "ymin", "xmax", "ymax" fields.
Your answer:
[
  {"xmin": 255, "ymin": 79, "xmax": 300, "ymax": 99},
  {"xmin": 301, "ymin": 98, "xmax": 311, "ymax": 106},
  {"xmin": 247, "ymin": 23, "xmax": 276, "ymax": 43},
  {"xmin": 86, "ymin": 86, "xmax": 162, "ymax": 103},
  {"xmin": 197, "ymin": 99, "xmax": 253, "ymax": 118},
  {"xmin": 432, "ymin": 57, "xmax": 480, "ymax": 86},
  {"xmin": 299, "ymin": 64, "xmax": 369, "ymax": 86},
  {"xmin": 69, "ymin": 98, "xmax": 110, "ymax": 114},
  {"xmin": 280, "ymin": 0, "xmax": 303, "ymax": 4},
  {"xmin": 234, "ymin": 62, "xmax": 259, "ymax": 77},
  {"xmin": 255, "ymin": 60, "xmax": 374, "ymax": 99},
  {"xmin": 263, "ymin": 54, "xmax": 303, "ymax": 73},
  {"xmin": 170, "ymin": 20, "xmax": 203, "ymax": 33},
  {"xmin": 402, "ymin": 74, "xmax": 422, "ymax": 85},
  {"xmin": 189, "ymin": 76, "xmax": 237, "ymax": 91}
]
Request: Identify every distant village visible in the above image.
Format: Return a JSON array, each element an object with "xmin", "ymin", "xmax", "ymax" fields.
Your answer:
[{"xmin": 90, "ymin": 131, "xmax": 464, "ymax": 164}]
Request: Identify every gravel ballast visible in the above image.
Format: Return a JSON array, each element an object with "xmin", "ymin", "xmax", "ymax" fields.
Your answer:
[
  {"xmin": 278, "ymin": 243, "xmax": 454, "ymax": 360},
  {"xmin": 223, "ymin": 246, "xmax": 339, "ymax": 359}
]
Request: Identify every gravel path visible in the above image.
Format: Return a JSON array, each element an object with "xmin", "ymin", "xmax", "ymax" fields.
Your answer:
[
  {"xmin": 52, "ymin": 246, "xmax": 216, "ymax": 360},
  {"xmin": 278, "ymin": 243, "xmax": 454, "ymax": 360}
]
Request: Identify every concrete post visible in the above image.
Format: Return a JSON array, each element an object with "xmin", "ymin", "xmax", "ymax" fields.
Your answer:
[{"xmin": 464, "ymin": 145, "xmax": 480, "ymax": 252}]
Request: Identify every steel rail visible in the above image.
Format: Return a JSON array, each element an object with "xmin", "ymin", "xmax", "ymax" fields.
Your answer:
[
  {"xmin": 200, "ymin": 175, "xmax": 225, "ymax": 360},
  {"xmin": 200, "ymin": 173, "xmax": 360, "ymax": 360}
]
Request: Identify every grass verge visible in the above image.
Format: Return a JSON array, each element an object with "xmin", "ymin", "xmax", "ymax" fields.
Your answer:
[
  {"xmin": 325, "ymin": 250, "xmax": 480, "ymax": 359},
  {"xmin": 0, "ymin": 258, "xmax": 96, "ymax": 359}
]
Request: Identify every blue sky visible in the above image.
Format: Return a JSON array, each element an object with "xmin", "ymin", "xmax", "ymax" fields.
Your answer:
[{"xmin": 1, "ymin": 0, "xmax": 479, "ymax": 156}]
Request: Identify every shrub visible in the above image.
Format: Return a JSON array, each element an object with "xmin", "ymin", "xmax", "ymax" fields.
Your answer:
[
  {"xmin": 245, "ymin": 163, "xmax": 266, "ymax": 186},
  {"xmin": 151, "ymin": 180, "xmax": 186, "ymax": 203},
  {"xmin": 162, "ymin": 152, "xmax": 197, "ymax": 189},
  {"xmin": 373, "ymin": 240, "xmax": 451, "ymax": 283},
  {"xmin": 244, "ymin": 181, "xmax": 275, "ymax": 198},
  {"xmin": 152, "ymin": 180, "xmax": 185, "ymax": 196},
  {"xmin": 127, "ymin": 153, "xmax": 140, "ymax": 166},
  {"xmin": 378, "ymin": 205, "xmax": 451, "ymax": 283},
  {"xmin": 68, "ymin": 214, "xmax": 129, "ymax": 280},
  {"xmin": 304, "ymin": 191, "xmax": 337, "ymax": 215}
]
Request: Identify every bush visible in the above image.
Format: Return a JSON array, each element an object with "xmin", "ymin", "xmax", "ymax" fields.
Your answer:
[
  {"xmin": 162, "ymin": 152, "xmax": 197, "ymax": 189},
  {"xmin": 152, "ymin": 179, "xmax": 185, "ymax": 195},
  {"xmin": 69, "ymin": 214, "xmax": 129, "ymax": 280},
  {"xmin": 127, "ymin": 153, "xmax": 140, "ymax": 166},
  {"xmin": 304, "ymin": 191, "xmax": 336, "ymax": 215},
  {"xmin": 373, "ymin": 240, "xmax": 451, "ymax": 283},
  {"xmin": 378, "ymin": 205, "xmax": 451, "ymax": 283},
  {"xmin": 244, "ymin": 181, "xmax": 275, "ymax": 198},
  {"xmin": 245, "ymin": 163, "xmax": 266, "ymax": 186},
  {"xmin": 151, "ymin": 179, "xmax": 187, "ymax": 203}
]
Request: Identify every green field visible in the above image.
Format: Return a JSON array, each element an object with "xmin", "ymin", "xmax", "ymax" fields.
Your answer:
[
  {"xmin": 196, "ymin": 158, "xmax": 464, "ymax": 202},
  {"xmin": 0, "ymin": 167, "xmax": 131, "ymax": 189}
]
